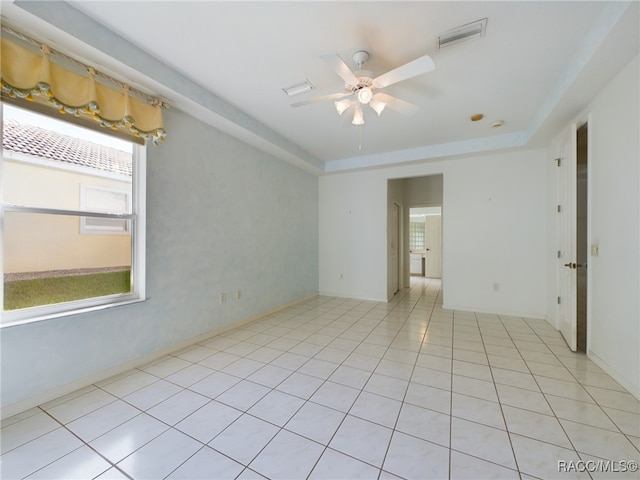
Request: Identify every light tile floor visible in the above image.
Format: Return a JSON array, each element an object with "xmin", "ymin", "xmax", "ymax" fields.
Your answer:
[{"xmin": 2, "ymin": 278, "xmax": 639, "ymax": 479}]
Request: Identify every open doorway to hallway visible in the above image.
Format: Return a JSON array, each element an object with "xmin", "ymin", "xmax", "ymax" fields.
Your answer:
[
  {"xmin": 387, "ymin": 174, "xmax": 443, "ymax": 300},
  {"xmin": 409, "ymin": 206, "xmax": 442, "ymax": 278}
]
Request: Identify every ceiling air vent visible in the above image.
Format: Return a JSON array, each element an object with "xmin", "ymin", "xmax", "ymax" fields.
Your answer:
[
  {"xmin": 282, "ymin": 79, "xmax": 315, "ymax": 97},
  {"xmin": 438, "ymin": 18, "xmax": 487, "ymax": 50}
]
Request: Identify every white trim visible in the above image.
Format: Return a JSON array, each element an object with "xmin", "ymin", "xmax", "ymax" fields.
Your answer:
[
  {"xmin": 0, "ymin": 294, "xmax": 317, "ymax": 419},
  {"xmin": 133, "ymin": 145, "xmax": 146, "ymax": 301},
  {"xmin": 318, "ymin": 291, "xmax": 388, "ymax": 303},
  {"xmin": 441, "ymin": 303, "xmax": 547, "ymax": 321},
  {"xmin": 588, "ymin": 350, "xmax": 640, "ymax": 401}
]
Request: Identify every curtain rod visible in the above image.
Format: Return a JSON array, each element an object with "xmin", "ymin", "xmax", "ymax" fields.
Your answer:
[{"xmin": 1, "ymin": 23, "xmax": 168, "ymax": 108}]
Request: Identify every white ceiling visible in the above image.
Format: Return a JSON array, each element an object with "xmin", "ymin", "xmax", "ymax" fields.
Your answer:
[{"xmin": 4, "ymin": 1, "xmax": 639, "ymax": 174}]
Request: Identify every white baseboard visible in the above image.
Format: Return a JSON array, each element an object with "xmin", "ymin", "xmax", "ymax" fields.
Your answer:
[
  {"xmin": 442, "ymin": 303, "xmax": 546, "ymax": 320},
  {"xmin": 1, "ymin": 294, "xmax": 317, "ymax": 420},
  {"xmin": 587, "ymin": 350, "xmax": 640, "ymax": 401},
  {"xmin": 318, "ymin": 291, "xmax": 387, "ymax": 303}
]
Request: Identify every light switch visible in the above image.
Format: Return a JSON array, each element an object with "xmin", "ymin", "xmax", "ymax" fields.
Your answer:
[{"xmin": 590, "ymin": 244, "xmax": 599, "ymax": 257}]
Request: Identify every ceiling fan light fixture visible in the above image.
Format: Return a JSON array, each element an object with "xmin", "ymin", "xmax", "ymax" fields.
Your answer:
[
  {"xmin": 352, "ymin": 105, "xmax": 365, "ymax": 125},
  {"xmin": 370, "ymin": 98, "xmax": 386, "ymax": 116},
  {"xmin": 335, "ymin": 99, "xmax": 351, "ymax": 115},
  {"xmin": 357, "ymin": 86, "xmax": 373, "ymax": 104}
]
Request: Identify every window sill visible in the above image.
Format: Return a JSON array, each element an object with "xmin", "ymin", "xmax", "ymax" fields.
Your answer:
[{"xmin": 1, "ymin": 296, "xmax": 146, "ymax": 328}]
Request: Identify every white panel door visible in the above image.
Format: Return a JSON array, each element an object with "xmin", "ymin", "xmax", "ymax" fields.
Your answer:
[
  {"xmin": 557, "ymin": 124, "xmax": 578, "ymax": 351},
  {"xmin": 425, "ymin": 214, "xmax": 442, "ymax": 278}
]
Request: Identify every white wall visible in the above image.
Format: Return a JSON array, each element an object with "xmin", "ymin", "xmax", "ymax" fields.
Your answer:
[
  {"xmin": 585, "ymin": 55, "xmax": 639, "ymax": 397},
  {"xmin": 403, "ymin": 175, "xmax": 444, "ymax": 207},
  {"xmin": 1, "ymin": 108, "xmax": 319, "ymax": 412},
  {"xmin": 320, "ymin": 149, "xmax": 548, "ymax": 317},
  {"xmin": 319, "ymin": 170, "xmax": 388, "ymax": 301},
  {"xmin": 545, "ymin": 55, "xmax": 639, "ymax": 398}
]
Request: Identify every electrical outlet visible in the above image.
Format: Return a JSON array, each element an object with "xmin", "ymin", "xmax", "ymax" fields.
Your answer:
[
  {"xmin": 493, "ymin": 283, "xmax": 500, "ymax": 292},
  {"xmin": 220, "ymin": 293, "xmax": 227, "ymax": 304},
  {"xmin": 236, "ymin": 290, "xmax": 242, "ymax": 300}
]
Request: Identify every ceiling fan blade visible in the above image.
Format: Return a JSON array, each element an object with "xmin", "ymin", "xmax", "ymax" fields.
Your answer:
[
  {"xmin": 373, "ymin": 54, "xmax": 435, "ymax": 89},
  {"xmin": 291, "ymin": 92, "xmax": 350, "ymax": 107},
  {"xmin": 320, "ymin": 53, "xmax": 360, "ymax": 86},
  {"xmin": 373, "ymin": 92, "xmax": 419, "ymax": 115}
]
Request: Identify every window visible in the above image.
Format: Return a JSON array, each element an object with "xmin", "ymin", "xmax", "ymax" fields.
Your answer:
[
  {"xmin": 410, "ymin": 221, "xmax": 426, "ymax": 250},
  {"xmin": 1, "ymin": 104, "xmax": 146, "ymax": 326},
  {"xmin": 80, "ymin": 185, "xmax": 130, "ymax": 234}
]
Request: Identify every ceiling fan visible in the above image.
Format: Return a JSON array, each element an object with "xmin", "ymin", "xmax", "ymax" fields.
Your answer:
[{"xmin": 291, "ymin": 50, "xmax": 435, "ymax": 125}]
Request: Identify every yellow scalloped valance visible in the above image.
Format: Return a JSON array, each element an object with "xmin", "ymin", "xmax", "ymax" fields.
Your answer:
[{"xmin": 1, "ymin": 37, "xmax": 166, "ymax": 145}]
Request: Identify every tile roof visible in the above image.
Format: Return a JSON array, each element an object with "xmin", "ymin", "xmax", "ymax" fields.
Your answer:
[{"xmin": 2, "ymin": 119, "xmax": 132, "ymax": 176}]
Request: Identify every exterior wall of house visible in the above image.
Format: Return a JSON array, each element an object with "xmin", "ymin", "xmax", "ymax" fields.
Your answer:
[{"xmin": 3, "ymin": 158, "xmax": 131, "ymax": 273}]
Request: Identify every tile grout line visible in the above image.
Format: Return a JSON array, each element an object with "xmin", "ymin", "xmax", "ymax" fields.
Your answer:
[{"xmin": 476, "ymin": 312, "xmax": 523, "ymax": 478}]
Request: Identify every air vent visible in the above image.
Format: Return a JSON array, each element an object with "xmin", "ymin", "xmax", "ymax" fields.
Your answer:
[
  {"xmin": 282, "ymin": 80, "xmax": 315, "ymax": 97},
  {"xmin": 438, "ymin": 18, "xmax": 487, "ymax": 49}
]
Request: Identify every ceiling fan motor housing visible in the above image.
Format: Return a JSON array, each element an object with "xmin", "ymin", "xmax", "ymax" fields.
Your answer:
[{"xmin": 352, "ymin": 50, "xmax": 370, "ymax": 68}]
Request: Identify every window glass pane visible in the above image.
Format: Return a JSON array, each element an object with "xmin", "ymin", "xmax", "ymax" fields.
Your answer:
[
  {"xmin": 2, "ymin": 105, "xmax": 132, "ymax": 211},
  {"xmin": 3, "ymin": 211, "xmax": 132, "ymax": 310},
  {"xmin": 2, "ymin": 103, "xmax": 140, "ymax": 318},
  {"xmin": 410, "ymin": 222, "xmax": 425, "ymax": 250}
]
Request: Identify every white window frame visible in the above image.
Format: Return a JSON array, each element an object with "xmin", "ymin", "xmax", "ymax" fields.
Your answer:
[
  {"xmin": 0, "ymin": 113, "xmax": 147, "ymax": 328},
  {"xmin": 80, "ymin": 184, "xmax": 131, "ymax": 235}
]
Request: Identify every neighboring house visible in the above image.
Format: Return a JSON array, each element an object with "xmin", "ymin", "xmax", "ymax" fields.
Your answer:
[{"xmin": 2, "ymin": 119, "xmax": 132, "ymax": 275}]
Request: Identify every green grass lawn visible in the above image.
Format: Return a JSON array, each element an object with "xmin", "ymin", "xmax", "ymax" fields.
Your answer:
[{"xmin": 4, "ymin": 270, "xmax": 131, "ymax": 310}]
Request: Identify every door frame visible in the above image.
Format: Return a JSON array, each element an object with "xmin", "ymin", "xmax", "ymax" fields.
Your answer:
[
  {"xmin": 408, "ymin": 203, "xmax": 443, "ymax": 279},
  {"xmin": 556, "ymin": 114, "xmax": 592, "ymax": 352},
  {"xmin": 392, "ymin": 202, "xmax": 401, "ymax": 294}
]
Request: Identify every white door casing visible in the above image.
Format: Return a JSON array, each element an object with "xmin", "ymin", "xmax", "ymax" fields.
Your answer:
[{"xmin": 392, "ymin": 202, "xmax": 400, "ymax": 294}]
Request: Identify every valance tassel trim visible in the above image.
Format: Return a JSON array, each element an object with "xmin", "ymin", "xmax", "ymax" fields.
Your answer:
[{"xmin": 1, "ymin": 34, "xmax": 166, "ymax": 145}]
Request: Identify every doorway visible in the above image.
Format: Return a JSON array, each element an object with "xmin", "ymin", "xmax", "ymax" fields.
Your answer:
[
  {"xmin": 409, "ymin": 206, "xmax": 442, "ymax": 278},
  {"xmin": 576, "ymin": 123, "xmax": 588, "ymax": 352},
  {"xmin": 557, "ymin": 120, "xmax": 589, "ymax": 352}
]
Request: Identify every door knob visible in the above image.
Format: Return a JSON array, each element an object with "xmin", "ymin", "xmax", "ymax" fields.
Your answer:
[{"xmin": 564, "ymin": 262, "xmax": 577, "ymax": 269}]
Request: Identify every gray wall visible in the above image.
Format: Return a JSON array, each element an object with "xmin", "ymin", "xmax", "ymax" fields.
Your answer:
[{"xmin": 1, "ymin": 108, "xmax": 319, "ymax": 410}]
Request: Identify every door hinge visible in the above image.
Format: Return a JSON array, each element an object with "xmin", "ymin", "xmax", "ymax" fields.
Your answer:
[
  {"xmin": 557, "ymin": 250, "xmax": 562, "ymax": 259},
  {"xmin": 557, "ymin": 205, "xmax": 562, "ymax": 213},
  {"xmin": 555, "ymin": 158, "xmax": 562, "ymax": 167},
  {"xmin": 557, "ymin": 296, "xmax": 561, "ymax": 305}
]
